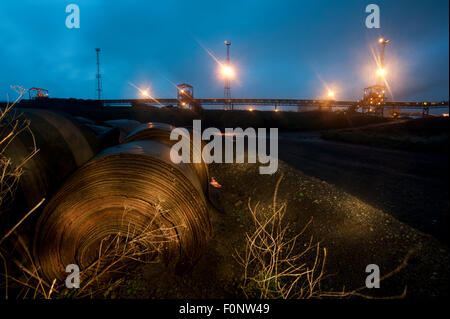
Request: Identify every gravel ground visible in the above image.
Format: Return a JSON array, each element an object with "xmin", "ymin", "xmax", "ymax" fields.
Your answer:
[{"xmin": 117, "ymin": 159, "xmax": 448, "ymax": 299}]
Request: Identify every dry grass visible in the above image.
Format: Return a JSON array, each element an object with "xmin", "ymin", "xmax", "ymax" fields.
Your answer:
[
  {"xmin": 0, "ymin": 86, "xmax": 41, "ymax": 299},
  {"xmin": 235, "ymin": 174, "xmax": 327, "ymax": 299},
  {"xmin": 235, "ymin": 174, "xmax": 413, "ymax": 299},
  {"xmin": 0, "ymin": 87, "xmax": 38, "ymax": 210},
  {"xmin": 1, "ymin": 204, "xmax": 182, "ymax": 299},
  {"xmin": 62, "ymin": 204, "xmax": 182, "ymax": 298}
]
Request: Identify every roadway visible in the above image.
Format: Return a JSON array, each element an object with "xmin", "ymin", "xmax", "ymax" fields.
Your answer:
[{"xmin": 277, "ymin": 132, "xmax": 449, "ymax": 243}]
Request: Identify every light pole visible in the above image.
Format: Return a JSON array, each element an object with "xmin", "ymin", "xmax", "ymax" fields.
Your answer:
[
  {"xmin": 224, "ymin": 40, "xmax": 231, "ymax": 110},
  {"xmin": 379, "ymin": 38, "xmax": 389, "ymax": 68},
  {"xmin": 377, "ymin": 38, "xmax": 389, "ymax": 85}
]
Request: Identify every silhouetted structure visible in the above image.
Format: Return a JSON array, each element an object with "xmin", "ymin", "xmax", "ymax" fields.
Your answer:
[{"xmin": 95, "ymin": 48, "xmax": 102, "ymax": 100}]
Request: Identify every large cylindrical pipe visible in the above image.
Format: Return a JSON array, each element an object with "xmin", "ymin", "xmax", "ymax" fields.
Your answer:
[
  {"xmin": 123, "ymin": 122, "xmax": 209, "ymax": 193},
  {"xmin": 1, "ymin": 108, "xmax": 99, "ymax": 230},
  {"xmin": 33, "ymin": 140, "xmax": 211, "ymax": 282}
]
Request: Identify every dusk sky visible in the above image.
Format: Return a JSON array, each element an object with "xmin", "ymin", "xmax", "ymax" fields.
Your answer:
[{"xmin": 0, "ymin": 0, "xmax": 448, "ymax": 102}]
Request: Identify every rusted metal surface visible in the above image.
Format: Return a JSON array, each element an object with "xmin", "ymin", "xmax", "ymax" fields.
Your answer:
[
  {"xmin": 123, "ymin": 122, "xmax": 209, "ymax": 193},
  {"xmin": 1, "ymin": 109, "xmax": 99, "ymax": 226},
  {"xmin": 34, "ymin": 140, "xmax": 211, "ymax": 281},
  {"xmin": 104, "ymin": 119, "xmax": 142, "ymax": 142}
]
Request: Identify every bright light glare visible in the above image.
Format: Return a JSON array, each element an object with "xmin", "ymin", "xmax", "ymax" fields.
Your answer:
[
  {"xmin": 221, "ymin": 65, "xmax": 235, "ymax": 78},
  {"xmin": 377, "ymin": 68, "xmax": 387, "ymax": 77},
  {"xmin": 248, "ymin": 108, "xmax": 253, "ymax": 112},
  {"xmin": 328, "ymin": 90, "xmax": 335, "ymax": 98},
  {"xmin": 379, "ymin": 38, "xmax": 384, "ymax": 43},
  {"xmin": 128, "ymin": 82, "xmax": 163, "ymax": 106},
  {"xmin": 195, "ymin": 40, "xmax": 238, "ymax": 82}
]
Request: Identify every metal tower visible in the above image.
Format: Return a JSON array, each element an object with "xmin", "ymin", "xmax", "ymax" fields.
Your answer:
[
  {"xmin": 224, "ymin": 40, "xmax": 231, "ymax": 110},
  {"xmin": 95, "ymin": 48, "xmax": 102, "ymax": 100},
  {"xmin": 360, "ymin": 38, "xmax": 390, "ymax": 116}
]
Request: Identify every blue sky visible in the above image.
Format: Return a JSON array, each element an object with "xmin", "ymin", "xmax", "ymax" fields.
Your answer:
[{"xmin": 0, "ymin": 0, "xmax": 448, "ymax": 102}]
